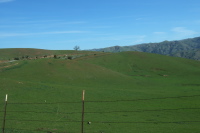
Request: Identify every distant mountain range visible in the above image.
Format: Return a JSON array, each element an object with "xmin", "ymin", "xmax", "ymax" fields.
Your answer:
[{"xmin": 92, "ymin": 37, "xmax": 200, "ymax": 60}]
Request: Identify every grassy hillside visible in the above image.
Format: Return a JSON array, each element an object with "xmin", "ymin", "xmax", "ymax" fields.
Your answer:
[
  {"xmin": 0, "ymin": 48, "xmax": 97, "ymax": 60},
  {"xmin": 0, "ymin": 51, "xmax": 200, "ymax": 133}
]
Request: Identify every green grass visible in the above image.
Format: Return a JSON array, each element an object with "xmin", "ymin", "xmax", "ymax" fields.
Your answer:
[{"xmin": 0, "ymin": 51, "xmax": 200, "ymax": 132}]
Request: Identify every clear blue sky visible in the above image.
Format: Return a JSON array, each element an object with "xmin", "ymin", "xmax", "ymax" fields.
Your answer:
[{"xmin": 1, "ymin": 0, "xmax": 200, "ymax": 50}]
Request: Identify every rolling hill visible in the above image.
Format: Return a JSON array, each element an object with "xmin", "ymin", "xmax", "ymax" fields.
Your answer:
[
  {"xmin": 92, "ymin": 36, "xmax": 200, "ymax": 60},
  {"xmin": 0, "ymin": 48, "xmax": 98, "ymax": 60},
  {"xmin": 0, "ymin": 50, "xmax": 200, "ymax": 133}
]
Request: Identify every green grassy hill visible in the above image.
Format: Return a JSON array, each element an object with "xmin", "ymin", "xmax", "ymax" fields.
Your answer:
[
  {"xmin": 0, "ymin": 50, "xmax": 200, "ymax": 133},
  {"xmin": 0, "ymin": 48, "xmax": 98, "ymax": 60}
]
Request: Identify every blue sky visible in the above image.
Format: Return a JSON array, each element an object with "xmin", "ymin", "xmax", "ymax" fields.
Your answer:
[{"xmin": 1, "ymin": 0, "xmax": 200, "ymax": 50}]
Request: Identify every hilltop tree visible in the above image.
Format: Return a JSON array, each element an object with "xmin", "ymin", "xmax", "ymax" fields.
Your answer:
[{"xmin": 74, "ymin": 45, "xmax": 80, "ymax": 51}]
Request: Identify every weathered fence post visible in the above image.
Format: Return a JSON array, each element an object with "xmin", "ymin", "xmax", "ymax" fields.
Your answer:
[
  {"xmin": 81, "ymin": 90, "xmax": 85, "ymax": 133},
  {"xmin": 2, "ymin": 94, "xmax": 8, "ymax": 133}
]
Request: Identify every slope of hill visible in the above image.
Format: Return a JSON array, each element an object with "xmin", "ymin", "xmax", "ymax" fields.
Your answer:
[
  {"xmin": 93, "ymin": 37, "xmax": 200, "ymax": 60},
  {"xmin": 0, "ymin": 51, "xmax": 200, "ymax": 133},
  {"xmin": 0, "ymin": 48, "xmax": 52, "ymax": 60},
  {"xmin": 0, "ymin": 48, "xmax": 98, "ymax": 60}
]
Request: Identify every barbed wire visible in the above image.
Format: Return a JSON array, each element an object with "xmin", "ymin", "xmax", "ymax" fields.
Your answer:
[
  {"xmin": 4, "ymin": 118, "xmax": 200, "ymax": 124},
  {"xmin": 5, "ymin": 119, "xmax": 81, "ymax": 123},
  {"xmin": 86, "ymin": 94, "xmax": 200, "ymax": 103},
  {"xmin": 3, "ymin": 128, "xmax": 45, "ymax": 133},
  {"xmin": 84, "ymin": 107, "xmax": 200, "ymax": 114},
  {"xmin": 90, "ymin": 120, "xmax": 200, "ymax": 124},
  {"xmin": 1, "ymin": 107, "xmax": 200, "ymax": 115},
  {"xmin": 5, "ymin": 94, "xmax": 200, "ymax": 105},
  {"xmin": 8, "ymin": 101, "xmax": 81, "ymax": 105},
  {"xmin": 4, "ymin": 128, "xmax": 72, "ymax": 133}
]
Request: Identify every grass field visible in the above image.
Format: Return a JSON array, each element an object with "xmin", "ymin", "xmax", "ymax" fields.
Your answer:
[{"xmin": 0, "ymin": 50, "xmax": 200, "ymax": 133}]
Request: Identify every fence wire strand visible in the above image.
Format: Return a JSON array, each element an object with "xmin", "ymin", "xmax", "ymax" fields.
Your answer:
[
  {"xmin": 5, "ymin": 119, "xmax": 81, "ymax": 123},
  {"xmin": 3, "ymin": 119, "xmax": 200, "ymax": 124},
  {"xmin": 1, "ymin": 107, "xmax": 200, "ymax": 115},
  {"xmin": 4, "ymin": 128, "xmax": 73, "ymax": 133},
  {"xmin": 5, "ymin": 94, "xmax": 200, "ymax": 105}
]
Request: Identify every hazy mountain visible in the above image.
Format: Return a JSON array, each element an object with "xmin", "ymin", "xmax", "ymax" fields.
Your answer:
[{"xmin": 92, "ymin": 37, "xmax": 200, "ymax": 60}]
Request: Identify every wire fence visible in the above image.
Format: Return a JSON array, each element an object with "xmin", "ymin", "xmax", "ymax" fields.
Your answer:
[{"xmin": 1, "ymin": 94, "xmax": 200, "ymax": 133}]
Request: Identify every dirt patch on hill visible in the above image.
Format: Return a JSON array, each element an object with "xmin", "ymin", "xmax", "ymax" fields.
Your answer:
[
  {"xmin": 0, "ymin": 60, "xmax": 6, "ymax": 63},
  {"xmin": 0, "ymin": 62, "xmax": 19, "ymax": 69}
]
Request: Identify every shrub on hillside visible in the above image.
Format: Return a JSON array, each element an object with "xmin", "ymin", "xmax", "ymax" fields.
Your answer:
[
  {"xmin": 14, "ymin": 57, "xmax": 20, "ymax": 60},
  {"xmin": 67, "ymin": 56, "xmax": 73, "ymax": 60}
]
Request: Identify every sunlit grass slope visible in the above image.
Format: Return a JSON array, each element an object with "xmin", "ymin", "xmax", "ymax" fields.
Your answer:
[
  {"xmin": 84, "ymin": 51, "xmax": 200, "ymax": 77},
  {"xmin": 0, "ymin": 51, "xmax": 200, "ymax": 133}
]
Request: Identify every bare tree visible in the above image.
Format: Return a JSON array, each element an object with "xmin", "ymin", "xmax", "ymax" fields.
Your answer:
[{"xmin": 74, "ymin": 45, "xmax": 80, "ymax": 51}]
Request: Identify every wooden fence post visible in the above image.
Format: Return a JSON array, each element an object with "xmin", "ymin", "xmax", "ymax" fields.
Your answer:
[
  {"xmin": 81, "ymin": 90, "xmax": 85, "ymax": 133},
  {"xmin": 2, "ymin": 94, "xmax": 8, "ymax": 133}
]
